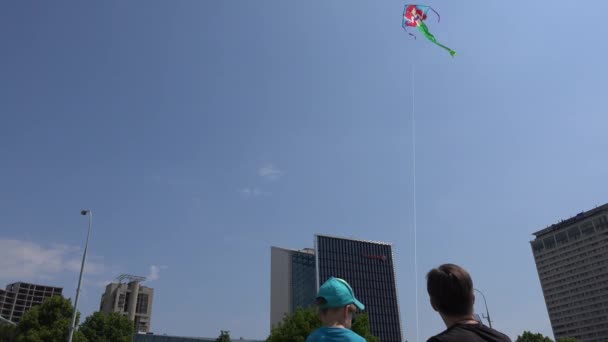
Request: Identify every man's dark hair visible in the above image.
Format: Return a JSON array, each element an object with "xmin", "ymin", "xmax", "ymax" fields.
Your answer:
[{"xmin": 426, "ymin": 263, "xmax": 474, "ymax": 316}]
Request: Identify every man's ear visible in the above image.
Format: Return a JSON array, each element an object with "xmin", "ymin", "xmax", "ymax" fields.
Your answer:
[{"xmin": 430, "ymin": 297, "xmax": 439, "ymax": 312}]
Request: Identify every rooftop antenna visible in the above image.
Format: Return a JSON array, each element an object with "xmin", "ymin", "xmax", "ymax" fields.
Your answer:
[{"xmin": 116, "ymin": 274, "xmax": 146, "ymax": 284}]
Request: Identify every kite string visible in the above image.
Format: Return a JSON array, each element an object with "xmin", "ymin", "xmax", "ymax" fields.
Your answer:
[{"xmin": 412, "ymin": 63, "xmax": 420, "ymax": 342}]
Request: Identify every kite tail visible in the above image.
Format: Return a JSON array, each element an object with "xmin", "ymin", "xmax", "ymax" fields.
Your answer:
[{"xmin": 417, "ymin": 22, "xmax": 456, "ymax": 57}]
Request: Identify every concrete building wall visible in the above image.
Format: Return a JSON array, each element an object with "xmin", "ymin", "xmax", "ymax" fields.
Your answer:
[
  {"xmin": 270, "ymin": 246, "xmax": 292, "ymax": 329},
  {"xmin": 270, "ymin": 247, "xmax": 316, "ymax": 330},
  {"xmin": 0, "ymin": 288, "xmax": 15, "ymax": 322},
  {"xmin": 128, "ymin": 281, "xmax": 140, "ymax": 321},
  {"xmin": 135, "ymin": 286, "xmax": 154, "ymax": 333},
  {"xmin": 99, "ymin": 283, "xmax": 119, "ymax": 313},
  {"xmin": 0, "ymin": 282, "xmax": 62, "ymax": 324},
  {"xmin": 531, "ymin": 204, "xmax": 608, "ymax": 342},
  {"xmin": 100, "ymin": 281, "xmax": 154, "ymax": 333}
]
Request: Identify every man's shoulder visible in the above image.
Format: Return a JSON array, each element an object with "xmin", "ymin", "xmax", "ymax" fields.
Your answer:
[
  {"xmin": 427, "ymin": 324, "xmax": 511, "ymax": 342},
  {"xmin": 484, "ymin": 328, "xmax": 511, "ymax": 342}
]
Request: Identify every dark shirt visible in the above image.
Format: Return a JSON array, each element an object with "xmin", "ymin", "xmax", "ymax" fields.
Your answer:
[{"xmin": 428, "ymin": 323, "xmax": 511, "ymax": 342}]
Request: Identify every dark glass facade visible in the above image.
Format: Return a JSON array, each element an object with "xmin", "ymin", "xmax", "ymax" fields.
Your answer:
[
  {"xmin": 291, "ymin": 251, "xmax": 316, "ymax": 310},
  {"xmin": 316, "ymin": 235, "xmax": 403, "ymax": 342}
]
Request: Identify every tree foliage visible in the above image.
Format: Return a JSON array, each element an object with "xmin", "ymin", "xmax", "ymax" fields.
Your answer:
[
  {"xmin": 557, "ymin": 339, "xmax": 579, "ymax": 342},
  {"xmin": 266, "ymin": 307, "xmax": 378, "ymax": 342},
  {"xmin": 79, "ymin": 311, "xmax": 134, "ymax": 342},
  {"xmin": 516, "ymin": 331, "xmax": 554, "ymax": 342},
  {"xmin": 267, "ymin": 307, "xmax": 320, "ymax": 342},
  {"xmin": 351, "ymin": 312, "xmax": 379, "ymax": 342},
  {"xmin": 0, "ymin": 324, "xmax": 17, "ymax": 342},
  {"xmin": 216, "ymin": 330, "xmax": 231, "ymax": 342},
  {"xmin": 15, "ymin": 295, "xmax": 85, "ymax": 342}
]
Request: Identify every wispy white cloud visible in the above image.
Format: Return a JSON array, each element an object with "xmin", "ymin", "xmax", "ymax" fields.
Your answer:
[
  {"xmin": 237, "ymin": 164, "xmax": 282, "ymax": 198},
  {"xmin": 93, "ymin": 279, "xmax": 113, "ymax": 288},
  {"xmin": 147, "ymin": 265, "xmax": 168, "ymax": 281},
  {"xmin": 239, "ymin": 187, "xmax": 270, "ymax": 198},
  {"xmin": 258, "ymin": 164, "xmax": 283, "ymax": 181},
  {"xmin": 0, "ymin": 239, "xmax": 106, "ymax": 282}
]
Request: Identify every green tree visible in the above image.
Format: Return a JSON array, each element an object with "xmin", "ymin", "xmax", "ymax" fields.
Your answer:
[
  {"xmin": 15, "ymin": 295, "xmax": 86, "ymax": 342},
  {"xmin": 557, "ymin": 339, "xmax": 579, "ymax": 342},
  {"xmin": 515, "ymin": 331, "xmax": 554, "ymax": 342},
  {"xmin": 267, "ymin": 307, "xmax": 320, "ymax": 342},
  {"xmin": 79, "ymin": 311, "xmax": 134, "ymax": 342},
  {"xmin": 351, "ymin": 312, "xmax": 379, "ymax": 342},
  {"xmin": 215, "ymin": 330, "xmax": 231, "ymax": 342},
  {"xmin": 0, "ymin": 325, "xmax": 17, "ymax": 342},
  {"xmin": 266, "ymin": 307, "xmax": 379, "ymax": 342}
]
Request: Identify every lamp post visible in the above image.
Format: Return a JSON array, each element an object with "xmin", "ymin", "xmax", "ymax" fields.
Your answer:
[
  {"xmin": 474, "ymin": 288, "xmax": 492, "ymax": 328},
  {"xmin": 67, "ymin": 210, "xmax": 92, "ymax": 342}
]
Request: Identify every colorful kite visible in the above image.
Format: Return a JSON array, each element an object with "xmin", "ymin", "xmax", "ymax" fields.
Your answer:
[{"xmin": 402, "ymin": 4, "xmax": 456, "ymax": 57}]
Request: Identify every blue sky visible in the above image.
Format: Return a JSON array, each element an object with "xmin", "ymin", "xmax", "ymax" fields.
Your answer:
[{"xmin": 1, "ymin": 0, "xmax": 607, "ymax": 340}]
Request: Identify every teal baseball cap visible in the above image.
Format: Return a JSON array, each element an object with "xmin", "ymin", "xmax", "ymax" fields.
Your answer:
[{"xmin": 316, "ymin": 277, "xmax": 365, "ymax": 311}]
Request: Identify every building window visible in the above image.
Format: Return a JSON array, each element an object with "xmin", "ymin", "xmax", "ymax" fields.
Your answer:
[
  {"xmin": 291, "ymin": 252, "xmax": 316, "ymax": 310},
  {"xmin": 122, "ymin": 293, "xmax": 129, "ymax": 312},
  {"xmin": 567, "ymin": 226, "xmax": 581, "ymax": 240},
  {"xmin": 136, "ymin": 294, "xmax": 148, "ymax": 314},
  {"xmin": 555, "ymin": 231, "xmax": 568, "ymax": 245},
  {"xmin": 581, "ymin": 221, "xmax": 595, "ymax": 236},
  {"xmin": 544, "ymin": 236, "xmax": 556, "ymax": 249},
  {"xmin": 532, "ymin": 240, "xmax": 545, "ymax": 253}
]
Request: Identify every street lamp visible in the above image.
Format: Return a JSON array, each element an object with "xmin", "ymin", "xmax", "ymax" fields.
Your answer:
[
  {"xmin": 474, "ymin": 288, "xmax": 492, "ymax": 328},
  {"xmin": 67, "ymin": 210, "xmax": 92, "ymax": 342}
]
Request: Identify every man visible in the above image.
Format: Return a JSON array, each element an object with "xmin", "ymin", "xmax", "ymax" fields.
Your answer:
[
  {"xmin": 307, "ymin": 277, "xmax": 366, "ymax": 342},
  {"xmin": 426, "ymin": 264, "xmax": 511, "ymax": 342}
]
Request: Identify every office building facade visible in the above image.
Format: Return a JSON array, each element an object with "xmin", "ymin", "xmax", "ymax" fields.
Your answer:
[
  {"xmin": 531, "ymin": 204, "xmax": 608, "ymax": 341},
  {"xmin": 315, "ymin": 235, "xmax": 403, "ymax": 342},
  {"xmin": 270, "ymin": 235, "xmax": 404, "ymax": 341},
  {"xmin": 100, "ymin": 275, "xmax": 154, "ymax": 333},
  {"xmin": 0, "ymin": 282, "xmax": 63, "ymax": 324},
  {"xmin": 270, "ymin": 247, "xmax": 316, "ymax": 328}
]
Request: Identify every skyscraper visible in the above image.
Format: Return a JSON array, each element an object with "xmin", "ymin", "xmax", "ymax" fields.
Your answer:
[
  {"xmin": 99, "ymin": 275, "xmax": 154, "ymax": 333},
  {"xmin": 270, "ymin": 235, "xmax": 403, "ymax": 341},
  {"xmin": 315, "ymin": 235, "xmax": 403, "ymax": 342},
  {"xmin": 531, "ymin": 204, "xmax": 608, "ymax": 342},
  {"xmin": 270, "ymin": 247, "xmax": 316, "ymax": 329},
  {"xmin": 0, "ymin": 282, "xmax": 63, "ymax": 324}
]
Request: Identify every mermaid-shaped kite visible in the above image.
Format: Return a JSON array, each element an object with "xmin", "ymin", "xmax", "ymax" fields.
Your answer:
[{"xmin": 402, "ymin": 4, "xmax": 456, "ymax": 57}]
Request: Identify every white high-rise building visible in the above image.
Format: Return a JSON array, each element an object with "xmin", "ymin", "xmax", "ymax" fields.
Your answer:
[
  {"xmin": 531, "ymin": 204, "xmax": 608, "ymax": 341},
  {"xmin": 270, "ymin": 247, "xmax": 316, "ymax": 329}
]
